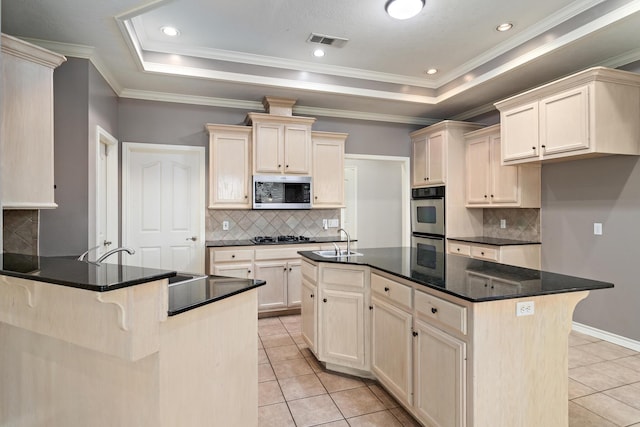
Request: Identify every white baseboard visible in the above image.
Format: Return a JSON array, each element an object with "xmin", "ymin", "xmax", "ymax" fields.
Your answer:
[{"xmin": 573, "ymin": 321, "xmax": 640, "ymax": 352}]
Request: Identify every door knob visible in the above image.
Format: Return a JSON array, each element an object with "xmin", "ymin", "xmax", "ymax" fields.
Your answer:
[
  {"xmin": 186, "ymin": 236, "xmax": 197, "ymax": 241},
  {"xmin": 103, "ymin": 240, "xmax": 112, "ymax": 246}
]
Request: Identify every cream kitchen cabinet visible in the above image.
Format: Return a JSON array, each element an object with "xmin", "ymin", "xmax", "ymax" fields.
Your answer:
[
  {"xmin": 206, "ymin": 247, "xmax": 254, "ymax": 278},
  {"xmin": 1, "ymin": 33, "xmax": 66, "ymax": 209},
  {"xmin": 301, "ymin": 259, "xmax": 318, "ymax": 354},
  {"xmin": 247, "ymin": 112, "xmax": 316, "ymax": 175},
  {"xmin": 370, "ymin": 273, "xmax": 413, "ymax": 407},
  {"xmin": 465, "ymin": 125, "xmax": 540, "ymax": 208},
  {"xmin": 495, "ymin": 67, "xmax": 640, "ymax": 165},
  {"xmin": 254, "ymin": 246, "xmax": 306, "ymax": 312},
  {"xmin": 206, "ymin": 124, "xmax": 251, "ymax": 209},
  {"xmin": 447, "ymin": 239, "xmax": 541, "ymax": 269},
  {"xmin": 317, "ymin": 263, "xmax": 370, "ymax": 371},
  {"xmin": 410, "ymin": 121, "xmax": 484, "ymax": 189},
  {"xmin": 311, "ymin": 131, "xmax": 347, "ymax": 208}
]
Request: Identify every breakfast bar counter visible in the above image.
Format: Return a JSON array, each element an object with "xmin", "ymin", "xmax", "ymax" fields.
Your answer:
[{"xmin": 0, "ymin": 253, "xmax": 264, "ymax": 427}]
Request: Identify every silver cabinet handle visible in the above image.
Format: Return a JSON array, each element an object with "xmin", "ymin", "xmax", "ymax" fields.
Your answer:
[{"xmin": 186, "ymin": 236, "xmax": 197, "ymax": 241}]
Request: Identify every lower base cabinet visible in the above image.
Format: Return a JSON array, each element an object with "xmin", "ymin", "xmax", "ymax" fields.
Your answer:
[
  {"xmin": 301, "ymin": 277, "xmax": 317, "ymax": 353},
  {"xmin": 320, "ymin": 288, "xmax": 366, "ymax": 369},
  {"xmin": 413, "ymin": 318, "xmax": 466, "ymax": 427}
]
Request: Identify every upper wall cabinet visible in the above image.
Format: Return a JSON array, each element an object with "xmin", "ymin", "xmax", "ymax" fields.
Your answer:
[
  {"xmin": 410, "ymin": 121, "xmax": 484, "ymax": 189},
  {"xmin": 311, "ymin": 131, "xmax": 347, "ymax": 208},
  {"xmin": 1, "ymin": 34, "xmax": 66, "ymax": 209},
  {"xmin": 465, "ymin": 125, "xmax": 540, "ymax": 208},
  {"xmin": 247, "ymin": 112, "xmax": 316, "ymax": 175},
  {"xmin": 495, "ymin": 67, "xmax": 640, "ymax": 165},
  {"xmin": 206, "ymin": 124, "xmax": 252, "ymax": 209}
]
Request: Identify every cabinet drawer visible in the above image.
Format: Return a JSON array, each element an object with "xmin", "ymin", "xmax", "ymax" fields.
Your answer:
[
  {"xmin": 371, "ymin": 273, "xmax": 412, "ymax": 311},
  {"xmin": 470, "ymin": 245, "xmax": 499, "ymax": 261},
  {"xmin": 449, "ymin": 241, "xmax": 471, "ymax": 256},
  {"xmin": 211, "ymin": 249, "xmax": 254, "ymax": 262},
  {"xmin": 320, "ymin": 266, "xmax": 365, "ymax": 289},
  {"xmin": 415, "ymin": 290, "xmax": 467, "ymax": 335},
  {"xmin": 255, "ymin": 244, "xmax": 319, "ymax": 260},
  {"xmin": 301, "ymin": 260, "xmax": 317, "ymax": 282}
]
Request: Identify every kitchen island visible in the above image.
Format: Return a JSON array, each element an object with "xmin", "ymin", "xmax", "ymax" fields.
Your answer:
[
  {"xmin": 298, "ymin": 247, "xmax": 613, "ymax": 427},
  {"xmin": 0, "ymin": 253, "xmax": 265, "ymax": 427}
]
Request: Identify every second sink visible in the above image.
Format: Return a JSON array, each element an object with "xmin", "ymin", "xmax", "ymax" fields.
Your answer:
[{"xmin": 312, "ymin": 250, "xmax": 363, "ymax": 258}]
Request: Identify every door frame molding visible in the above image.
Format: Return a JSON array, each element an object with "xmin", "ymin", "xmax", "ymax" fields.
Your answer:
[
  {"xmin": 122, "ymin": 142, "xmax": 206, "ymax": 268},
  {"xmin": 342, "ymin": 154, "xmax": 411, "ymax": 247},
  {"xmin": 89, "ymin": 126, "xmax": 119, "ymax": 254}
]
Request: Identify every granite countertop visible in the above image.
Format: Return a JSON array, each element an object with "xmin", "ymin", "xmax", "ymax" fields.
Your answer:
[
  {"xmin": 447, "ymin": 236, "xmax": 541, "ymax": 245},
  {"xmin": 206, "ymin": 236, "xmax": 353, "ymax": 247},
  {"xmin": 0, "ymin": 253, "xmax": 176, "ymax": 292},
  {"xmin": 168, "ymin": 275, "xmax": 265, "ymax": 316},
  {"xmin": 298, "ymin": 247, "xmax": 612, "ymax": 302}
]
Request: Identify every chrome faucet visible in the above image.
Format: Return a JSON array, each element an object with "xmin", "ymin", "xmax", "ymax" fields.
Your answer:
[
  {"xmin": 96, "ymin": 247, "xmax": 135, "ymax": 263},
  {"xmin": 331, "ymin": 242, "xmax": 341, "ymax": 256},
  {"xmin": 77, "ymin": 245, "xmax": 101, "ymax": 261},
  {"xmin": 338, "ymin": 228, "xmax": 351, "ymax": 255}
]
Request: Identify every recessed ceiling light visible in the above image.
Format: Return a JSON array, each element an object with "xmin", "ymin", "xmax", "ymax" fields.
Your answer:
[
  {"xmin": 161, "ymin": 26, "xmax": 180, "ymax": 37},
  {"xmin": 425, "ymin": 68, "xmax": 438, "ymax": 75},
  {"xmin": 385, "ymin": 0, "xmax": 425, "ymax": 20},
  {"xmin": 313, "ymin": 48, "xmax": 325, "ymax": 57},
  {"xmin": 496, "ymin": 22, "xmax": 513, "ymax": 32}
]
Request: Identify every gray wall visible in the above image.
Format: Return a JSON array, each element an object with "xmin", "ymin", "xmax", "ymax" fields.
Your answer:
[
  {"xmin": 541, "ymin": 155, "xmax": 640, "ymax": 341},
  {"xmin": 40, "ymin": 58, "xmax": 118, "ymax": 256}
]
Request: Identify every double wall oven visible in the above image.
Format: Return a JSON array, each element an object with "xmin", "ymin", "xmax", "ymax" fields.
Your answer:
[{"xmin": 411, "ymin": 186, "xmax": 445, "ymax": 265}]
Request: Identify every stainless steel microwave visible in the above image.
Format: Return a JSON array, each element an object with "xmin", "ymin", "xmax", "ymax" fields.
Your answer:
[{"xmin": 253, "ymin": 175, "xmax": 312, "ymax": 209}]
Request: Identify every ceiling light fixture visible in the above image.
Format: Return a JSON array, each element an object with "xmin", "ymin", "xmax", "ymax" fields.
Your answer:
[
  {"xmin": 385, "ymin": 0, "xmax": 425, "ymax": 20},
  {"xmin": 313, "ymin": 48, "xmax": 325, "ymax": 57},
  {"xmin": 161, "ymin": 26, "xmax": 180, "ymax": 37},
  {"xmin": 496, "ymin": 22, "xmax": 513, "ymax": 32},
  {"xmin": 425, "ymin": 68, "xmax": 438, "ymax": 75}
]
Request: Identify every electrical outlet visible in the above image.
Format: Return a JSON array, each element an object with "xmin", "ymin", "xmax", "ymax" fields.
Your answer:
[
  {"xmin": 322, "ymin": 219, "xmax": 328, "ymax": 230},
  {"xmin": 222, "ymin": 221, "xmax": 229, "ymax": 231},
  {"xmin": 516, "ymin": 301, "xmax": 535, "ymax": 317},
  {"xmin": 500, "ymin": 219, "xmax": 506, "ymax": 229},
  {"xmin": 594, "ymin": 223, "xmax": 602, "ymax": 235}
]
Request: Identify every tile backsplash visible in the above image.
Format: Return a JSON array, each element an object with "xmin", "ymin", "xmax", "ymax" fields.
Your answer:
[
  {"xmin": 206, "ymin": 209, "xmax": 342, "ymax": 241},
  {"xmin": 483, "ymin": 208, "xmax": 540, "ymax": 241},
  {"xmin": 3, "ymin": 210, "xmax": 39, "ymax": 255}
]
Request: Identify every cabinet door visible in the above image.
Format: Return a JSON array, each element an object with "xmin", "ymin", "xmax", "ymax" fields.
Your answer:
[
  {"xmin": 319, "ymin": 288, "xmax": 366, "ymax": 368},
  {"xmin": 208, "ymin": 128, "xmax": 251, "ymax": 208},
  {"xmin": 489, "ymin": 135, "xmax": 519, "ymax": 204},
  {"xmin": 371, "ymin": 297, "xmax": 413, "ymax": 406},
  {"xmin": 301, "ymin": 279, "xmax": 317, "ymax": 354},
  {"xmin": 287, "ymin": 261, "xmax": 302, "ymax": 307},
  {"xmin": 501, "ymin": 101, "xmax": 540, "ymax": 163},
  {"xmin": 465, "ymin": 136, "xmax": 490, "ymax": 205},
  {"xmin": 254, "ymin": 261, "xmax": 287, "ymax": 311},
  {"xmin": 427, "ymin": 132, "xmax": 445, "ymax": 185},
  {"xmin": 312, "ymin": 136, "xmax": 345, "ymax": 207},
  {"xmin": 540, "ymin": 85, "xmax": 590, "ymax": 156},
  {"xmin": 254, "ymin": 123, "xmax": 283, "ymax": 173},
  {"xmin": 412, "ymin": 137, "xmax": 428, "ymax": 187},
  {"xmin": 213, "ymin": 263, "xmax": 253, "ymax": 279},
  {"xmin": 284, "ymin": 124, "xmax": 310, "ymax": 174},
  {"xmin": 414, "ymin": 319, "xmax": 466, "ymax": 427}
]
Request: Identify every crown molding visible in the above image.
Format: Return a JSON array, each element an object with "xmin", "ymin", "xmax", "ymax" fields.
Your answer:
[{"xmin": 119, "ymin": 89, "xmax": 436, "ymax": 125}]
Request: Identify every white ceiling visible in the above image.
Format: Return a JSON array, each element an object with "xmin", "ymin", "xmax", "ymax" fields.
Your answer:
[{"xmin": 3, "ymin": 0, "xmax": 640, "ymax": 125}]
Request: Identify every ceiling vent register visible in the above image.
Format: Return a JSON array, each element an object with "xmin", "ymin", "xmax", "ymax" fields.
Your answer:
[{"xmin": 307, "ymin": 33, "xmax": 349, "ymax": 48}]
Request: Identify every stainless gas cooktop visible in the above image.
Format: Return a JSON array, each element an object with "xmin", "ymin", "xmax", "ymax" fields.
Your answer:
[{"xmin": 250, "ymin": 235, "xmax": 315, "ymax": 245}]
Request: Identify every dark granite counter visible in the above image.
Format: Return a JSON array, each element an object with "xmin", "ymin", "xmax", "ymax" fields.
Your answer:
[
  {"xmin": 0, "ymin": 253, "xmax": 176, "ymax": 292},
  {"xmin": 168, "ymin": 275, "xmax": 265, "ymax": 316},
  {"xmin": 448, "ymin": 236, "xmax": 541, "ymax": 245},
  {"xmin": 206, "ymin": 236, "xmax": 353, "ymax": 247},
  {"xmin": 298, "ymin": 247, "xmax": 612, "ymax": 302}
]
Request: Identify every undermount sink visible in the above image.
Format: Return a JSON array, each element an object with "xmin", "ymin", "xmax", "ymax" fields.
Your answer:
[
  {"xmin": 168, "ymin": 273, "xmax": 208, "ymax": 287},
  {"xmin": 312, "ymin": 250, "xmax": 363, "ymax": 258}
]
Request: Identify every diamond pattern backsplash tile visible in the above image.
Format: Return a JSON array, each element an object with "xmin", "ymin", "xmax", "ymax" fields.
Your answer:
[
  {"xmin": 3, "ymin": 210, "xmax": 39, "ymax": 255},
  {"xmin": 483, "ymin": 208, "xmax": 540, "ymax": 241},
  {"xmin": 206, "ymin": 209, "xmax": 342, "ymax": 241}
]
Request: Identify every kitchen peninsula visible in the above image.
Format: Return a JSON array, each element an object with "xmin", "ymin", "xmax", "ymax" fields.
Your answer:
[
  {"xmin": 0, "ymin": 253, "xmax": 265, "ymax": 427},
  {"xmin": 298, "ymin": 247, "xmax": 613, "ymax": 427}
]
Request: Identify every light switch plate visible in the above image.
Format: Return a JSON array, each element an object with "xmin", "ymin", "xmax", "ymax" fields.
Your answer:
[
  {"xmin": 500, "ymin": 219, "xmax": 506, "ymax": 229},
  {"xmin": 328, "ymin": 219, "xmax": 339, "ymax": 228},
  {"xmin": 594, "ymin": 223, "xmax": 602, "ymax": 235},
  {"xmin": 222, "ymin": 221, "xmax": 229, "ymax": 231}
]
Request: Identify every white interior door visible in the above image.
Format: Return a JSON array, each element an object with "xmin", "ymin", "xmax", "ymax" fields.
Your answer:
[
  {"xmin": 123, "ymin": 143, "xmax": 205, "ymax": 273},
  {"xmin": 341, "ymin": 166, "xmax": 358, "ymax": 240},
  {"xmin": 95, "ymin": 128, "xmax": 119, "ymax": 258}
]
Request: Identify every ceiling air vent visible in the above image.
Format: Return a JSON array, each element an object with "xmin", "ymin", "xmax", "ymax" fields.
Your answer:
[{"xmin": 307, "ymin": 33, "xmax": 349, "ymax": 48}]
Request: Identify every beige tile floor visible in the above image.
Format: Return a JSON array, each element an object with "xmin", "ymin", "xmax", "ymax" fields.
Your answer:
[{"xmin": 258, "ymin": 314, "xmax": 640, "ymax": 426}]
